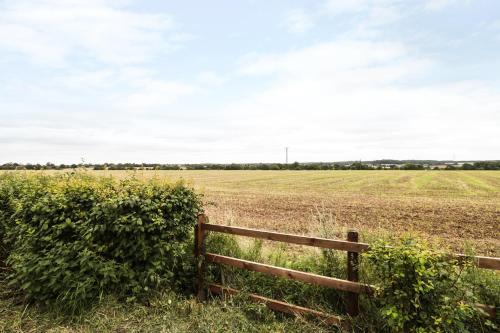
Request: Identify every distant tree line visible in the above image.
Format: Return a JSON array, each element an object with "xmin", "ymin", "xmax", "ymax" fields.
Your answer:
[{"xmin": 1, "ymin": 161, "xmax": 499, "ymax": 170}]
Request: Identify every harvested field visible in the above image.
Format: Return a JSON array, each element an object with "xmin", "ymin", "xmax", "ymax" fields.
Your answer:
[
  {"xmin": 83, "ymin": 170, "xmax": 499, "ymax": 256},
  {"xmin": 10, "ymin": 170, "xmax": 499, "ymax": 255}
]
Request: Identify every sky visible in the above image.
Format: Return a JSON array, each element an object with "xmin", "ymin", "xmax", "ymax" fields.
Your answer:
[{"xmin": 1, "ymin": 0, "xmax": 499, "ymax": 164}]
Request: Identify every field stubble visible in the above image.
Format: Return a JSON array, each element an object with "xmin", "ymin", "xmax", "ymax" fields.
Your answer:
[{"xmin": 24, "ymin": 170, "xmax": 500, "ymax": 256}]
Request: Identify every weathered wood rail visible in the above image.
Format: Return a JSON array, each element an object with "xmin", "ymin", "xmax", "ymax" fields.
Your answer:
[
  {"xmin": 205, "ymin": 252, "xmax": 374, "ymax": 294},
  {"xmin": 202, "ymin": 223, "xmax": 500, "ymax": 270},
  {"xmin": 194, "ymin": 214, "xmax": 499, "ymax": 325}
]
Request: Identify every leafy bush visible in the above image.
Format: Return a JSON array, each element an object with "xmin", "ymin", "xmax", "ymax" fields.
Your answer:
[
  {"xmin": 365, "ymin": 239, "xmax": 495, "ymax": 332},
  {"xmin": 0, "ymin": 172, "xmax": 202, "ymax": 311}
]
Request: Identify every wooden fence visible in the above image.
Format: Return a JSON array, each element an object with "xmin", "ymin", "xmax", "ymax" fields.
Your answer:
[{"xmin": 194, "ymin": 214, "xmax": 499, "ymax": 324}]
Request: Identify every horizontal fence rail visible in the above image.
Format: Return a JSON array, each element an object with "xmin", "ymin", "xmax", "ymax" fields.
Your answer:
[
  {"xmin": 204, "ymin": 224, "xmax": 500, "ymax": 271},
  {"xmin": 195, "ymin": 214, "xmax": 500, "ymax": 324},
  {"xmin": 455, "ymin": 254, "xmax": 500, "ymax": 270},
  {"xmin": 203, "ymin": 224, "xmax": 370, "ymax": 253},
  {"xmin": 205, "ymin": 252, "xmax": 374, "ymax": 294},
  {"xmin": 196, "ymin": 214, "xmax": 368, "ymax": 321},
  {"xmin": 208, "ymin": 283, "xmax": 343, "ymax": 326}
]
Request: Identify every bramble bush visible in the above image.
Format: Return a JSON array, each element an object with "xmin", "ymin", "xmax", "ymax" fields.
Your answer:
[
  {"xmin": 365, "ymin": 239, "xmax": 496, "ymax": 333},
  {"xmin": 0, "ymin": 172, "xmax": 202, "ymax": 312}
]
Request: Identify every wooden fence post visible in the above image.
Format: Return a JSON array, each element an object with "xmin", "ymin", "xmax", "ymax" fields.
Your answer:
[
  {"xmin": 346, "ymin": 230, "xmax": 359, "ymax": 316},
  {"xmin": 196, "ymin": 214, "xmax": 207, "ymax": 301}
]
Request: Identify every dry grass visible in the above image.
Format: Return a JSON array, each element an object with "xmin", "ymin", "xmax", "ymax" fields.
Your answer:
[{"xmin": 10, "ymin": 170, "xmax": 500, "ymax": 256}]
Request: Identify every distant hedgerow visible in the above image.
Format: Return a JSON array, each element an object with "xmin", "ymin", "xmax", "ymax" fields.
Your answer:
[{"xmin": 0, "ymin": 172, "xmax": 202, "ymax": 312}]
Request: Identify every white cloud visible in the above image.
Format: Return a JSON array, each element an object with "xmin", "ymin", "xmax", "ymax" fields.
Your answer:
[
  {"xmin": 0, "ymin": 1, "xmax": 498, "ymax": 163},
  {"xmin": 113, "ymin": 79, "xmax": 196, "ymax": 112},
  {"xmin": 0, "ymin": 0, "xmax": 200, "ymax": 163},
  {"xmin": 424, "ymin": 0, "xmax": 472, "ymax": 11},
  {"xmin": 366, "ymin": 5, "xmax": 402, "ymax": 26},
  {"xmin": 324, "ymin": 0, "xmax": 463, "ymax": 14},
  {"xmin": 292, "ymin": 0, "xmax": 409, "ymax": 39},
  {"xmin": 55, "ymin": 69, "xmax": 115, "ymax": 88},
  {"xmin": 5, "ymin": 37, "xmax": 498, "ymax": 163},
  {"xmin": 488, "ymin": 20, "xmax": 500, "ymax": 41},
  {"xmin": 491, "ymin": 20, "xmax": 500, "ymax": 30},
  {"xmin": 323, "ymin": 0, "xmax": 370, "ymax": 14},
  {"xmin": 239, "ymin": 41, "xmax": 411, "ymax": 78},
  {"xmin": 197, "ymin": 71, "xmax": 227, "ymax": 86},
  {"xmin": 0, "ymin": 123, "xmax": 218, "ymax": 163},
  {"xmin": 424, "ymin": 0, "xmax": 456, "ymax": 11},
  {"xmin": 226, "ymin": 40, "xmax": 500, "ymax": 161},
  {"xmin": 0, "ymin": 0, "xmax": 178, "ymax": 66},
  {"xmin": 52, "ymin": 67, "xmax": 198, "ymax": 112},
  {"xmin": 282, "ymin": 1, "xmax": 470, "ymax": 39},
  {"xmin": 283, "ymin": 9, "xmax": 315, "ymax": 34}
]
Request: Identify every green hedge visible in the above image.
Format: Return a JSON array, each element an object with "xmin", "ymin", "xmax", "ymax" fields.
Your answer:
[{"xmin": 0, "ymin": 173, "xmax": 202, "ymax": 311}]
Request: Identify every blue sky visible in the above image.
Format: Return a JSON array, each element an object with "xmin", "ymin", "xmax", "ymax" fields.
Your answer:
[{"xmin": 1, "ymin": 0, "xmax": 499, "ymax": 163}]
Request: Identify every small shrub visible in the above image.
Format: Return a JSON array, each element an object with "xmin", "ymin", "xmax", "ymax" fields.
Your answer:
[
  {"xmin": 0, "ymin": 172, "xmax": 202, "ymax": 312},
  {"xmin": 365, "ymin": 238, "xmax": 494, "ymax": 332}
]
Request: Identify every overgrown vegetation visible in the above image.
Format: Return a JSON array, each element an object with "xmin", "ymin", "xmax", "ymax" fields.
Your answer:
[
  {"xmin": 0, "ymin": 173, "xmax": 498, "ymax": 332},
  {"xmin": 365, "ymin": 240, "xmax": 497, "ymax": 332},
  {"xmin": 204, "ymin": 234, "xmax": 499, "ymax": 332},
  {"xmin": 0, "ymin": 172, "xmax": 202, "ymax": 312}
]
